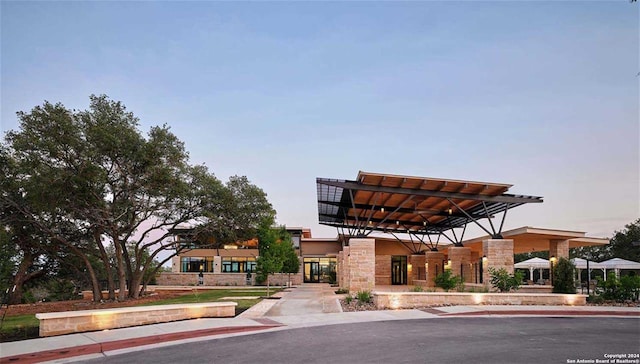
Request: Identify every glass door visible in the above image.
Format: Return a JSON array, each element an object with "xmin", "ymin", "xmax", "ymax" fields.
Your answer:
[
  {"xmin": 391, "ymin": 256, "xmax": 407, "ymax": 285},
  {"xmin": 304, "ymin": 261, "xmax": 320, "ymax": 283}
]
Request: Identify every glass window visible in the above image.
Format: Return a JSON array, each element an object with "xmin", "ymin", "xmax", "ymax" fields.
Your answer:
[{"xmin": 221, "ymin": 257, "xmax": 256, "ymax": 273}]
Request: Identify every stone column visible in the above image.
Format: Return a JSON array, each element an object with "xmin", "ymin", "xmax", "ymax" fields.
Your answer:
[
  {"xmin": 213, "ymin": 256, "xmax": 222, "ymax": 274},
  {"xmin": 425, "ymin": 251, "xmax": 444, "ymax": 287},
  {"xmin": 470, "ymin": 251, "xmax": 480, "ymax": 284},
  {"xmin": 447, "ymin": 246, "xmax": 472, "ymax": 283},
  {"xmin": 337, "ymin": 251, "xmax": 343, "ymax": 288},
  {"xmin": 172, "ymin": 256, "xmax": 180, "ymax": 273},
  {"xmin": 409, "ymin": 254, "xmax": 426, "ymax": 285},
  {"xmin": 347, "ymin": 238, "xmax": 375, "ymax": 292},
  {"xmin": 342, "ymin": 246, "xmax": 350, "ymax": 290},
  {"xmin": 549, "ymin": 239, "xmax": 569, "ymax": 260},
  {"xmin": 482, "ymin": 239, "xmax": 514, "ymax": 288}
]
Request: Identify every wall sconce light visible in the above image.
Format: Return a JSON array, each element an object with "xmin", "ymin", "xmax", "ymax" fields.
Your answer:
[
  {"xmin": 407, "ymin": 263, "xmax": 413, "ymax": 270},
  {"xmin": 447, "ymin": 259, "xmax": 452, "ymax": 266},
  {"xmin": 550, "ymin": 256, "xmax": 557, "ymax": 264},
  {"xmin": 482, "ymin": 255, "xmax": 487, "ymax": 262}
]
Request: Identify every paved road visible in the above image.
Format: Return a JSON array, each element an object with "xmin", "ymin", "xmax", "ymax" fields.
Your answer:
[{"xmin": 80, "ymin": 317, "xmax": 639, "ymax": 364}]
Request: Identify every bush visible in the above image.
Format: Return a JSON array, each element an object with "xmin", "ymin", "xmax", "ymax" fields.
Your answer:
[
  {"xmin": 552, "ymin": 257, "xmax": 576, "ymax": 293},
  {"xmin": 356, "ymin": 290, "xmax": 372, "ymax": 304},
  {"xmin": 488, "ymin": 267, "xmax": 523, "ymax": 292},
  {"xmin": 345, "ymin": 295, "xmax": 353, "ymax": 304},
  {"xmin": 587, "ymin": 294, "xmax": 605, "ymax": 304},
  {"xmin": 335, "ymin": 288, "xmax": 349, "ymax": 294},
  {"xmin": 434, "ymin": 270, "xmax": 461, "ymax": 292},
  {"xmin": 410, "ymin": 286, "xmax": 424, "ymax": 292},
  {"xmin": 598, "ymin": 273, "xmax": 640, "ymax": 302}
]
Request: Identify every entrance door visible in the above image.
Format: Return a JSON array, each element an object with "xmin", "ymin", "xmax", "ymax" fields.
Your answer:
[
  {"xmin": 391, "ymin": 256, "xmax": 407, "ymax": 285},
  {"xmin": 304, "ymin": 262, "xmax": 320, "ymax": 283}
]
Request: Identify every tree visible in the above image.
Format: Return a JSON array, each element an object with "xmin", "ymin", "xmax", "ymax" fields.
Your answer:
[
  {"xmin": 1, "ymin": 95, "xmax": 229, "ymax": 301},
  {"xmin": 281, "ymin": 236, "xmax": 300, "ymax": 288},
  {"xmin": 570, "ymin": 219, "xmax": 640, "ymax": 263},
  {"xmin": 201, "ymin": 175, "xmax": 276, "ymax": 252},
  {"xmin": 552, "ymin": 257, "xmax": 576, "ymax": 294},
  {"xmin": 255, "ymin": 226, "xmax": 296, "ymax": 295}
]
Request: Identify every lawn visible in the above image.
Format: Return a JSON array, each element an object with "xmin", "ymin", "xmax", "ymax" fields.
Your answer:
[
  {"xmin": 0, "ymin": 288, "xmax": 281, "ymax": 342},
  {"xmin": 139, "ymin": 288, "xmax": 282, "ymax": 314}
]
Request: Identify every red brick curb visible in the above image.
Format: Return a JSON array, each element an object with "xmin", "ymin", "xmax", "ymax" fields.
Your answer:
[
  {"xmin": 0, "ymin": 324, "xmax": 282, "ymax": 364},
  {"xmin": 439, "ymin": 310, "xmax": 640, "ymax": 317}
]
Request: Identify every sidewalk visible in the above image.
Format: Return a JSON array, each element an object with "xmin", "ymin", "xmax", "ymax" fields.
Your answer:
[{"xmin": 1, "ymin": 285, "xmax": 638, "ymax": 363}]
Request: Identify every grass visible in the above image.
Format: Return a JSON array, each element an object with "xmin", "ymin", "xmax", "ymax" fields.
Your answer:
[
  {"xmin": 0, "ymin": 314, "xmax": 39, "ymax": 342},
  {"xmin": 139, "ymin": 288, "xmax": 282, "ymax": 315},
  {"xmin": 0, "ymin": 288, "xmax": 282, "ymax": 342}
]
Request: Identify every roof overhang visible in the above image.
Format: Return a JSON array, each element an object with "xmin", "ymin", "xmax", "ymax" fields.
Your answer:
[
  {"xmin": 317, "ymin": 171, "xmax": 543, "ymax": 237},
  {"xmin": 461, "ymin": 226, "xmax": 609, "ymax": 254}
]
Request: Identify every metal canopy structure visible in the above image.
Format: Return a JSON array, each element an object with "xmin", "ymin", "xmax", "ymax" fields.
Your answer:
[{"xmin": 317, "ymin": 171, "xmax": 543, "ymax": 248}]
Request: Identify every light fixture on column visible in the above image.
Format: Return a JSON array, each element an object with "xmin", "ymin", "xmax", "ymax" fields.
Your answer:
[{"xmin": 482, "ymin": 255, "xmax": 487, "ymax": 262}]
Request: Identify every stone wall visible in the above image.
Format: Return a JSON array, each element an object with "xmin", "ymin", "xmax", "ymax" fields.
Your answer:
[
  {"xmin": 36, "ymin": 302, "xmax": 236, "ymax": 337},
  {"xmin": 348, "ymin": 238, "xmax": 375, "ymax": 292},
  {"xmin": 375, "ymin": 255, "xmax": 391, "ymax": 285},
  {"xmin": 374, "ymin": 292, "xmax": 587, "ymax": 309},
  {"xmin": 156, "ymin": 272, "xmax": 302, "ymax": 287},
  {"xmin": 482, "ymin": 239, "xmax": 514, "ymax": 286},
  {"xmin": 447, "ymin": 246, "xmax": 472, "ymax": 283}
]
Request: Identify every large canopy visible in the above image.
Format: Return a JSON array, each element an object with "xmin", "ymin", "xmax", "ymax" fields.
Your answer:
[
  {"xmin": 600, "ymin": 258, "xmax": 640, "ymax": 270},
  {"xmin": 571, "ymin": 258, "xmax": 605, "ymax": 269},
  {"xmin": 317, "ymin": 171, "xmax": 543, "ymax": 237},
  {"xmin": 514, "ymin": 257, "xmax": 550, "ymax": 269}
]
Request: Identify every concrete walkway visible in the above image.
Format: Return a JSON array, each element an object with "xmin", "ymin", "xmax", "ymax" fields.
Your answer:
[
  {"xmin": 264, "ymin": 284, "xmax": 341, "ymax": 316},
  {"xmin": 0, "ymin": 284, "xmax": 638, "ymax": 363}
]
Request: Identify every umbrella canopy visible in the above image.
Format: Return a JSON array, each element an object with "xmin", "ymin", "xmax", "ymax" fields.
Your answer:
[
  {"xmin": 514, "ymin": 257, "xmax": 550, "ymax": 269},
  {"xmin": 571, "ymin": 258, "xmax": 605, "ymax": 269},
  {"xmin": 599, "ymin": 258, "xmax": 640, "ymax": 270}
]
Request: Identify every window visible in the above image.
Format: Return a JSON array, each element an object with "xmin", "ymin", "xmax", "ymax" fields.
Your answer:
[
  {"xmin": 221, "ymin": 257, "xmax": 256, "ymax": 273},
  {"xmin": 180, "ymin": 257, "xmax": 213, "ymax": 272}
]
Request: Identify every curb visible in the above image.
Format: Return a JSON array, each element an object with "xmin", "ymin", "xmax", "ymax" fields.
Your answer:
[
  {"xmin": 438, "ymin": 310, "xmax": 640, "ymax": 317},
  {"xmin": 0, "ymin": 325, "xmax": 281, "ymax": 364}
]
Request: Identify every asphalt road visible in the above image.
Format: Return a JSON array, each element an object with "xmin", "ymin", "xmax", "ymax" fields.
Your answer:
[{"xmin": 81, "ymin": 317, "xmax": 640, "ymax": 364}]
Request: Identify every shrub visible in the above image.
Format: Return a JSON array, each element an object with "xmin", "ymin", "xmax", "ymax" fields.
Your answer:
[
  {"xmin": 434, "ymin": 270, "xmax": 461, "ymax": 292},
  {"xmin": 356, "ymin": 290, "xmax": 372, "ymax": 304},
  {"xmin": 586, "ymin": 294, "xmax": 605, "ymax": 304},
  {"xmin": 345, "ymin": 295, "xmax": 353, "ymax": 304},
  {"xmin": 410, "ymin": 286, "xmax": 424, "ymax": 292},
  {"xmin": 620, "ymin": 275, "xmax": 640, "ymax": 301},
  {"xmin": 335, "ymin": 288, "xmax": 349, "ymax": 294},
  {"xmin": 488, "ymin": 267, "xmax": 523, "ymax": 292},
  {"xmin": 552, "ymin": 257, "xmax": 575, "ymax": 294},
  {"xmin": 598, "ymin": 273, "xmax": 640, "ymax": 302}
]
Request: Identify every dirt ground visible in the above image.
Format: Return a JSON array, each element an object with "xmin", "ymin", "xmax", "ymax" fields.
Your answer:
[{"xmin": 1, "ymin": 291, "xmax": 190, "ymax": 317}]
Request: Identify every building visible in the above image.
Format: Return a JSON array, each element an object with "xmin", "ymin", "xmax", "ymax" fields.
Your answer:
[{"xmin": 158, "ymin": 171, "xmax": 609, "ymax": 289}]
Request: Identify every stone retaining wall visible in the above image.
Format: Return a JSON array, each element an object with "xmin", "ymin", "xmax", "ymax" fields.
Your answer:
[
  {"xmin": 156, "ymin": 272, "xmax": 302, "ymax": 287},
  {"xmin": 374, "ymin": 292, "xmax": 587, "ymax": 309},
  {"xmin": 36, "ymin": 302, "xmax": 237, "ymax": 337}
]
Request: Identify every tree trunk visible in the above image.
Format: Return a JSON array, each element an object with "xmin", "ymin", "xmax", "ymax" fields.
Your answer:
[
  {"xmin": 114, "ymin": 237, "xmax": 127, "ymax": 301},
  {"xmin": 94, "ymin": 231, "xmax": 115, "ymax": 300},
  {"xmin": 8, "ymin": 250, "xmax": 34, "ymax": 305},
  {"xmin": 266, "ymin": 275, "xmax": 270, "ymax": 297}
]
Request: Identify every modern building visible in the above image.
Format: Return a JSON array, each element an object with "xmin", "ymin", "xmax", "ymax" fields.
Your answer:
[{"xmin": 157, "ymin": 171, "xmax": 609, "ymax": 290}]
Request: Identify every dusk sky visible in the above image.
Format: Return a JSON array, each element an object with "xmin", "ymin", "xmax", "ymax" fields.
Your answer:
[{"xmin": 1, "ymin": 1, "xmax": 638, "ymax": 242}]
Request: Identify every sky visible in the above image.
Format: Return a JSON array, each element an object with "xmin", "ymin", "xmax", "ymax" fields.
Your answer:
[{"xmin": 1, "ymin": 1, "xmax": 638, "ymax": 242}]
